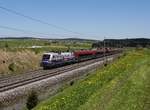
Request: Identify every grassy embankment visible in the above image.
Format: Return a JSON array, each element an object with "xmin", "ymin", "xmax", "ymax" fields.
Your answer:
[
  {"xmin": 0, "ymin": 50, "xmax": 41, "ymax": 76},
  {"xmin": 34, "ymin": 49, "xmax": 150, "ymax": 110},
  {"xmin": 0, "ymin": 39, "xmax": 92, "ymax": 76}
]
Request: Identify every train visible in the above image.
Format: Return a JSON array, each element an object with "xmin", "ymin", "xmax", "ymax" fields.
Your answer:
[{"xmin": 40, "ymin": 48, "xmax": 121, "ymax": 69}]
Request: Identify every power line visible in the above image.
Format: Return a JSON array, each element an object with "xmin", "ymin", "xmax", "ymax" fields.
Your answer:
[
  {"xmin": 0, "ymin": 25, "xmax": 75, "ymax": 37},
  {"xmin": 0, "ymin": 5, "xmax": 83, "ymax": 35},
  {"xmin": 0, "ymin": 25, "xmax": 48, "ymax": 37}
]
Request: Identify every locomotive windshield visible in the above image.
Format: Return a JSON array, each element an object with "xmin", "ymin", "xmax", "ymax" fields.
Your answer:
[{"xmin": 42, "ymin": 54, "xmax": 50, "ymax": 60}]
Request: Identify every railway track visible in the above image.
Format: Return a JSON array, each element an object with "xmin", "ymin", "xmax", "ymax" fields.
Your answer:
[{"xmin": 0, "ymin": 53, "xmax": 120, "ymax": 92}]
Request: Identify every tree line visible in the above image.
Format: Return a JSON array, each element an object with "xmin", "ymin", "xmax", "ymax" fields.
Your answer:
[{"xmin": 92, "ymin": 38, "xmax": 150, "ymax": 48}]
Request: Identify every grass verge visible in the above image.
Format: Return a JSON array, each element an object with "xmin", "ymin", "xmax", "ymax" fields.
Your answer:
[{"xmin": 34, "ymin": 49, "xmax": 150, "ymax": 110}]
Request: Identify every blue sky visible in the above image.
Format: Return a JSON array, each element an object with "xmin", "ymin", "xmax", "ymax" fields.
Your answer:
[{"xmin": 0, "ymin": 0, "xmax": 150, "ymax": 40}]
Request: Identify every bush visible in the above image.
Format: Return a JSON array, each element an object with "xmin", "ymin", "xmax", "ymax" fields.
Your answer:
[
  {"xmin": 70, "ymin": 81, "xmax": 74, "ymax": 86},
  {"xmin": 8, "ymin": 63, "xmax": 16, "ymax": 72},
  {"xmin": 5, "ymin": 42, "xmax": 9, "ymax": 48},
  {"xmin": 26, "ymin": 91, "xmax": 38, "ymax": 110}
]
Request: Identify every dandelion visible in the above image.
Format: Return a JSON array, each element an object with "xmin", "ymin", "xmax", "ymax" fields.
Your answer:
[{"xmin": 88, "ymin": 81, "xmax": 92, "ymax": 85}]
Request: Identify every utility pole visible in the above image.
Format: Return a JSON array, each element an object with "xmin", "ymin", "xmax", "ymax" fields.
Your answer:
[{"xmin": 103, "ymin": 36, "xmax": 106, "ymax": 66}]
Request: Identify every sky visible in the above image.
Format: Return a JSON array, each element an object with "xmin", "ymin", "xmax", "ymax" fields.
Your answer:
[{"xmin": 0, "ymin": 0, "xmax": 150, "ymax": 40}]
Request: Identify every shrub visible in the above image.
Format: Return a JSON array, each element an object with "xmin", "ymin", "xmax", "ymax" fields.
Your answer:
[
  {"xmin": 5, "ymin": 42, "xmax": 9, "ymax": 48},
  {"xmin": 70, "ymin": 80, "xmax": 74, "ymax": 86},
  {"xmin": 8, "ymin": 63, "xmax": 16, "ymax": 72},
  {"xmin": 104, "ymin": 63, "xmax": 107, "ymax": 67},
  {"xmin": 26, "ymin": 91, "xmax": 38, "ymax": 110}
]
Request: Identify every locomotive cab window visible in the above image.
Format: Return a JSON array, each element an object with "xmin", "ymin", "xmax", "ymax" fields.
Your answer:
[{"xmin": 42, "ymin": 54, "xmax": 50, "ymax": 60}]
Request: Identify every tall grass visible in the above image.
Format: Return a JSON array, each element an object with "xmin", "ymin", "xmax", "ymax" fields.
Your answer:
[{"xmin": 0, "ymin": 50, "xmax": 41, "ymax": 76}]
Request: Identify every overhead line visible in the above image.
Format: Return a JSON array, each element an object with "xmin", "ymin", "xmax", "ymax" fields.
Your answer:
[
  {"xmin": 0, "ymin": 25, "xmax": 48, "ymax": 37},
  {"xmin": 0, "ymin": 25, "xmax": 75, "ymax": 37},
  {"xmin": 0, "ymin": 5, "xmax": 83, "ymax": 35}
]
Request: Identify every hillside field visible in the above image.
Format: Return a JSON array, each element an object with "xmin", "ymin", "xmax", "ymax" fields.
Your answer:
[{"xmin": 34, "ymin": 49, "xmax": 150, "ymax": 110}]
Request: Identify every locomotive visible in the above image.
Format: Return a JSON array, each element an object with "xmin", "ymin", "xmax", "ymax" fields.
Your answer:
[{"xmin": 41, "ymin": 48, "xmax": 120, "ymax": 69}]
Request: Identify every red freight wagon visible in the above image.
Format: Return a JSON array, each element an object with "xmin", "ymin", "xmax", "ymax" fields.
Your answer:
[
  {"xmin": 95, "ymin": 49, "xmax": 105, "ymax": 58},
  {"xmin": 74, "ymin": 50, "xmax": 97, "ymax": 61}
]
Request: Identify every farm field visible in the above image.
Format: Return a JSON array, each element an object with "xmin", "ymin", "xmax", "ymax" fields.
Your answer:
[
  {"xmin": 0, "ymin": 38, "xmax": 92, "ymax": 52},
  {"xmin": 34, "ymin": 49, "xmax": 150, "ymax": 110},
  {"xmin": 0, "ymin": 38, "xmax": 93, "ymax": 76}
]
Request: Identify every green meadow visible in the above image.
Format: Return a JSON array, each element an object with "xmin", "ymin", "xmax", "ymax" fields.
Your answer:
[{"xmin": 0, "ymin": 39, "xmax": 92, "ymax": 52}]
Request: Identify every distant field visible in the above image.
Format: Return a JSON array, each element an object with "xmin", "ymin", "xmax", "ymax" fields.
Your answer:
[
  {"xmin": 0, "ymin": 39, "xmax": 92, "ymax": 52},
  {"xmin": 34, "ymin": 49, "xmax": 150, "ymax": 110}
]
